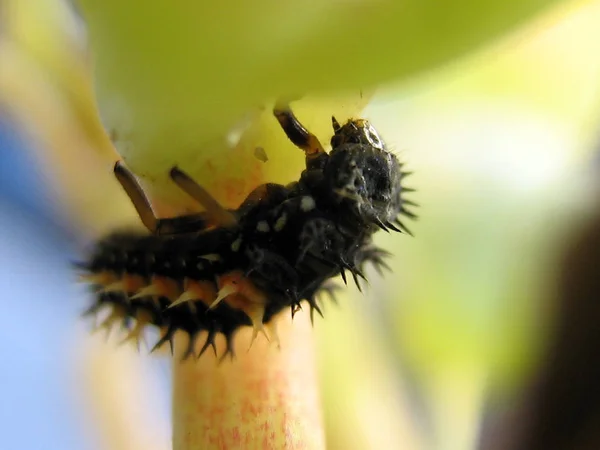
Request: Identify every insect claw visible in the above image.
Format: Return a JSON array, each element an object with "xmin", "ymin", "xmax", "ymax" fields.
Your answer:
[
  {"xmin": 402, "ymin": 199, "xmax": 419, "ymax": 208},
  {"xmin": 248, "ymin": 323, "xmax": 269, "ymax": 352},
  {"xmin": 304, "ymin": 294, "xmax": 324, "ymax": 325},
  {"xmin": 81, "ymin": 302, "xmax": 103, "ymax": 318},
  {"xmin": 351, "ymin": 271, "xmax": 362, "ymax": 292},
  {"xmin": 118, "ymin": 316, "xmax": 150, "ymax": 351},
  {"xmin": 339, "ymin": 267, "xmax": 348, "ymax": 285},
  {"xmin": 94, "ymin": 305, "xmax": 127, "ymax": 339},
  {"xmin": 290, "ymin": 302, "xmax": 302, "ymax": 319},
  {"xmin": 374, "ymin": 218, "xmax": 390, "ymax": 232},
  {"xmin": 332, "ymin": 116, "xmax": 341, "ymax": 132},
  {"xmin": 385, "ymin": 221, "xmax": 402, "ymax": 233},
  {"xmin": 355, "ymin": 267, "xmax": 368, "ymax": 281},
  {"xmin": 319, "ymin": 281, "xmax": 342, "ymax": 304},
  {"xmin": 119, "ymin": 334, "xmax": 142, "ymax": 352},
  {"xmin": 314, "ymin": 303, "xmax": 324, "ymax": 319},
  {"xmin": 151, "ymin": 326, "xmax": 175, "ymax": 355},
  {"xmin": 401, "ymin": 207, "xmax": 418, "ymax": 220},
  {"xmin": 310, "ymin": 304, "xmax": 323, "ymax": 325},
  {"xmin": 379, "ymin": 260, "xmax": 392, "ymax": 273},
  {"xmin": 393, "ymin": 218, "xmax": 413, "ymax": 236},
  {"xmin": 198, "ymin": 330, "xmax": 217, "ymax": 358},
  {"xmin": 218, "ymin": 333, "xmax": 236, "ymax": 364},
  {"xmin": 180, "ymin": 332, "xmax": 198, "ymax": 362}
]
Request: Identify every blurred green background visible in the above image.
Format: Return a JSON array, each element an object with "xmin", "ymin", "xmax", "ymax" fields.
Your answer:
[{"xmin": 2, "ymin": 0, "xmax": 600, "ymax": 449}]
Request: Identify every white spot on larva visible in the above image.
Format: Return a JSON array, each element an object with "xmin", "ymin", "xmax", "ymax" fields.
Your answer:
[
  {"xmin": 300, "ymin": 196, "xmax": 316, "ymax": 212},
  {"xmin": 231, "ymin": 236, "xmax": 242, "ymax": 252},
  {"xmin": 256, "ymin": 221, "xmax": 270, "ymax": 232},
  {"xmin": 274, "ymin": 213, "xmax": 288, "ymax": 231},
  {"xmin": 365, "ymin": 123, "xmax": 385, "ymax": 150}
]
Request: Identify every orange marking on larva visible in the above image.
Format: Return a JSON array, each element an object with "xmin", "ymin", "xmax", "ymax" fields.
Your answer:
[
  {"xmin": 102, "ymin": 274, "xmax": 146, "ymax": 295},
  {"xmin": 169, "ymin": 279, "xmax": 216, "ymax": 315},
  {"xmin": 217, "ymin": 271, "xmax": 268, "ymax": 305},
  {"xmin": 188, "ymin": 279, "xmax": 217, "ymax": 307},
  {"xmin": 81, "ymin": 271, "xmax": 117, "ymax": 287},
  {"xmin": 122, "ymin": 273, "xmax": 146, "ymax": 294},
  {"xmin": 130, "ymin": 284, "xmax": 160, "ymax": 299},
  {"xmin": 213, "ymin": 271, "xmax": 270, "ymax": 347},
  {"xmin": 153, "ymin": 276, "xmax": 181, "ymax": 301},
  {"xmin": 100, "ymin": 280, "xmax": 127, "ymax": 294},
  {"xmin": 133, "ymin": 275, "xmax": 180, "ymax": 301}
]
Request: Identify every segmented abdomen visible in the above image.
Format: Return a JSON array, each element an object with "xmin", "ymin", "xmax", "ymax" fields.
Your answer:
[
  {"xmin": 78, "ymin": 223, "xmax": 345, "ymax": 360},
  {"xmin": 80, "ymin": 229, "xmax": 270, "ymax": 360}
]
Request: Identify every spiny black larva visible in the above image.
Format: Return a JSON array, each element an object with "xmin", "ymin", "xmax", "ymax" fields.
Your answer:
[{"xmin": 76, "ymin": 103, "xmax": 417, "ymax": 362}]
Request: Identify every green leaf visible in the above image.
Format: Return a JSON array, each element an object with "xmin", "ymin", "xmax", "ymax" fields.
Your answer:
[{"xmin": 74, "ymin": 0, "xmax": 564, "ymax": 206}]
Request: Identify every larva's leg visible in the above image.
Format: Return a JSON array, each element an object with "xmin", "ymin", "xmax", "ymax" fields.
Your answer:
[
  {"xmin": 273, "ymin": 102, "xmax": 326, "ymax": 165},
  {"xmin": 169, "ymin": 166, "xmax": 238, "ymax": 228},
  {"xmin": 114, "ymin": 161, "xmax": 211, "ymax": 235}
]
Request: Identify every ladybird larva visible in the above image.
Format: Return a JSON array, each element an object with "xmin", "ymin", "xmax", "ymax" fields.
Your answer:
[{"xmin": 76, "ymin": 103, "xmax": 416, "ymax": 361}]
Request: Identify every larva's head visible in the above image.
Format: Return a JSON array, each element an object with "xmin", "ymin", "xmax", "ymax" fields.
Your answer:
[{"xmin": 326, "ymin": 118, "xmax": 403, "ymax": 226}]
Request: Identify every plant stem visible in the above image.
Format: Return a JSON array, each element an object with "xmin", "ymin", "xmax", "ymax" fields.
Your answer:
[{"xmin": 172, "ymin": 312, "xmax": 325, "ymax": 450}]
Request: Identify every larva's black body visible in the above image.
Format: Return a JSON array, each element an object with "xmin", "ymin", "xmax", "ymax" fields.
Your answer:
[{"xmin": 78, "ymin": 105, "xmax": 415, "ymax": 360}]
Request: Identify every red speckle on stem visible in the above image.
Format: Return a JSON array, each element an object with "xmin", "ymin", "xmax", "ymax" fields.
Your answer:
[{"xmin": 172, "ymin": 314, "xmax": 325, "ymax": 450}]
